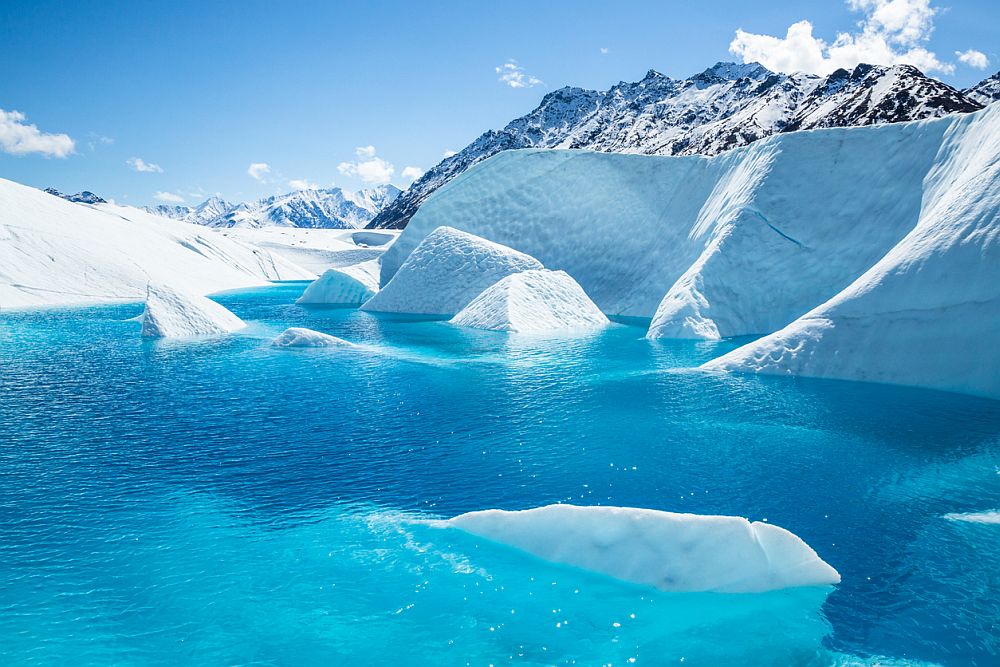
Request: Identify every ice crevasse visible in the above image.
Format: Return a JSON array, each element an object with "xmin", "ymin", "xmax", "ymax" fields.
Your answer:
[
  {"xmin": 442, "ymin": 504, "xmax": 840, "ymax": 594},
  {"xmin": 383, "ymin": 105, "xmax": 1000, "ymax": 399}
]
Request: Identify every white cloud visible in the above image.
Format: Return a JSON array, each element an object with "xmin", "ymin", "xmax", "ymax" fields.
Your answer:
[
  {"xmin": 0, "ymin": 109, "xmax": 74, "ymax": 157},
  {"xmin": 956, "ymin": 49, "xmax": 989, "ymax": 70},
  {"xmin": 87, "ymin": 134, "xmax": 114, "ymax": 152},
  {"xmin": 127, "ymin": 157, "xmax": 163, "ymax": 173},
  {"xmin": 729, "ymin": 0, "xmax": 958, "ymax": 76},
  {"xmin": 600, "ymin": 47, "xmax": 610, "ymax": 55},
  {"xmin": 247, "ymin": 162, "xmax": 271, "ymax": 182},
  {"xmin": 337, "ymin": 145, "xmax": 395, "ymax": 184},
  {"xmin": 153, "ymin": 191, "xmax": 185, "ymax": 204},
  {"xmin": 443, "ymin": 149, "xmax": 458, "ymax": 158},
  {"xmin": 496, "ymin": 61, "xmax": 543, "ymax": 88},
  {"xmin": 288, "ymin": 178, "xmax": 319, "ymax": 191},
  {"xmin": 401, "ymin": 166, "xmax": 424, "ymax": 181}
]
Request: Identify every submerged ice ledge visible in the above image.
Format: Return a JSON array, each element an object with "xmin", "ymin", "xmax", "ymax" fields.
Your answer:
[{"xmin": 439, "ymin": 504, "xmax": 840, "ymax": 594}]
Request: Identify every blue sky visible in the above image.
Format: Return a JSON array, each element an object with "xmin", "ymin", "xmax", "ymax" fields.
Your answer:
[{"xmin": 0, "ymin": 0, "xmax": 996, "ymax": 206}]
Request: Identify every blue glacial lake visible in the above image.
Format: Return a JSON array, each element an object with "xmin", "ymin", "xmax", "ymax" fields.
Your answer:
[{"xmin": 1, "ymin": 282, "xmax": 998, "ymax": 665}]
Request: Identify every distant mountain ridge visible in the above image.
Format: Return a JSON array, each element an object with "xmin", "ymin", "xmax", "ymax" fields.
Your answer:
[
  {"xmin": 44, "ymin": 188, "xmax": 107, "ymax": 205},
  {"xmin": 146, "ymin": 185, "xmax": 401, "ymax": 229},
  {"xmin": 965, "ymin": 70, "xmax": 1000, "ymax": 105},
  {"xmin": 369, "ymin": 61, "xmax": 988, "ymax": 230}
]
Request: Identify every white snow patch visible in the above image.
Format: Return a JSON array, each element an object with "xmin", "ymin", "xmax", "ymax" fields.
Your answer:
[
  {"xmin": 363, "ymin": 226, "xmax": 543, "ymax": 316},
  {"xmin": 271, "ymin": 327, "xmax": 353, "ymax": 348},
  {"xmin": 140, "ymin": 284, "xmax": 245, "ymax": 338},
  {"xmin": 443, "ymin": 504, "xmax": 840, "ymax": 593},
  {"xmin": 943, "ymin": 511, "xmax": 1000, "ymax": 525},
  {"xmin": 296, "ymin": 259, "xmax": 380, "ymax": 306},
  {"xmin": 451, "ymin": 269, "xmax": 609, "ymax": 333}
]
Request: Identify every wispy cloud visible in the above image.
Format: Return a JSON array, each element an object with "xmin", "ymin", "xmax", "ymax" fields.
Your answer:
[
  {"xmin": 443, "ymin": 149, "xmax": 458, "ymax": 158},
  {"xmin": 247, "ymin": 162, "xmax": 271, "ymax": 182},
  {"xmin": 127, "ymin": 157, "xmax": 163, "ymax": 173},
  {"xmin": 401, "ymin": 166, "xmax": 424, "ymax": 182},
  {"xmin": 496, "ymin": 61, "xmax": 543, "ymax": 88},
  {"xmin": 729, "ymin": 0, "xmax": 961, "ymax": 76},
  {"xmin": 288, "ymin": 178, "xmax": 319, "ymax": 191},
  {"xmin": 600, "ymin": 47, "xmax": 610, "ymax": 55},
  {"xmin": 153, "ymin": 191, "xmax": 185, "ymax": 204},
  {"xmin": 337, "ymin": 146, "xmax": 394, "ymax": 184},
  {"xmin": 0, "ymin": 109, "xmax": 74, "ymax": 157},
  {"xmin": 87, "ymin": 133, "xmax": 114, "ymax": 152},
  {"xmin": 956, "ymin": 49, "xmax": 989, "ymax": 70}
]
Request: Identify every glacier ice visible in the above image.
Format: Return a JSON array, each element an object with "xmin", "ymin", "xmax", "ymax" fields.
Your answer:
[
  {"xmin": 451, "ymin": 269, "xmax": 609, "ymax": 333},
  {"xmin": 271, "ymin": 327, "xmax": 353, "ymax": 348},
  {"xmin": 0, "ymin": 179, "xmax": 312, "ymax": 309},
  {"xmin": 381, "ymin": 105, "xmax": 1000, "ymax": 399},
  {"xmin": 140, "ymin": 284, "xmax": 246, "ymax": 338},
  {"xmin": 444, "ymin": 504, "xmax": 840, "ymax": 593},
  {"xmin": 362, "ymin": 226, "xmax": 543, "ymax": 316},
  {"xmin": 296, "ymin": 260, "xmax": 379, "ymax": 306},
  {"xmin": 704, "ymin": 104, "xmax": 1000, "ymax": 400}
]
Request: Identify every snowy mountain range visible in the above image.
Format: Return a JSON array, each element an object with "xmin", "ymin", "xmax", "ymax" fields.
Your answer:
[
  {"xmin": 965, "ymin": 70, "xmax": 1000, "ymax": 106},
  {"xmin": 146, "ymin": 185, "xmax": 401, "ymax": 229},
  {"xmin": 369, "ymin": 61, "xmax": 992, "ymax": 229},
  {"xmin": 44, "ymin": 188, "xmax": 107, "ymax": 205}
]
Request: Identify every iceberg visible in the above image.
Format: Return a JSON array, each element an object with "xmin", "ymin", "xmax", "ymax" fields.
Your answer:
[
  {"xmin": 704, "ymin": 104, "xmax": 1000, "ymax": 400},
  {"xmin": 444, "ymin": 504, "xmax": 840, "ymax": 593},
  {"xmin": 296, "ymin": 259, "xmax": 380, "ymax": 306},
  {"xmin": 140, "ymin": 284, "xmax": 246, "ymax": 338},
  {"xmin": 451, "ymin": 269, "xmax": 609, "ymax": 333},
  {"xmin": 362, "ymin": 226, "xmax": 542, "ymax": 316},
  {"xmin": 271, "ymin": 327, "xmax": 353, "ymax": 348}
]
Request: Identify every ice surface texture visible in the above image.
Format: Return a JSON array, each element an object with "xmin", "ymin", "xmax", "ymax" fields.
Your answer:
[
  {"xmin": 140, "ymin": 284, "xmax": 245, "ymax": 338},
  {"xmin": 451, "ymin": 269, "xmax": 609, "ymax": 333},
  {"xmin": 445, "ymin": 504, "xmax": 840, "ymax": 593},
  {"xmin": 296, "ymin": 260, "xmax": 380, "ymax": 306},
  {"xmin": 362, "ymin": 226, "xmax": 542, "ymax": 316},
  {"xmin": 271, "ymin": 327, "xmax": 352, "ymax": 348}
]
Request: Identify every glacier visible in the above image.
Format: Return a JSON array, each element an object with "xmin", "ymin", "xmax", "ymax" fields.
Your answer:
[
  {"xmin": 383, "ymin": 105, "xmax": 1000, "ymax": 399},
  {"xmin": 0, "ymin": 180, "xmax": 313, "ymax": 309},
  {"xmin": 451, "ymin": 269, "xmax": 609, "ymax": 333},
  {"xmin": 363, "ymin": 226, "xmax": 543, "ymax": 316},
  {"xmin": 296, "ymin": 260, "xmax": 380, "ymax": 306},
  {"xmin": 443, "ymin": 504, "xmax": 840, "ymax": 593},
  {"xmin": 141, "ymin": 284, "xmax": 246, "ymax": 338}
]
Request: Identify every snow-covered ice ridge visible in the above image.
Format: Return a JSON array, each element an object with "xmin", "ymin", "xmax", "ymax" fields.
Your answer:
[
  {"xmin": 443, "ymin": 504, "xmax": 840, "ymax": 593},
  {"xmin": 146, "ymin": 184, "xmax": 401, "ymax": 230},
  {"xmin": 0, "ymin": 180, "xmax": 314, "ymax": 309},
  {"xmin": 385, "ymin": 104, "xmax": 1000, "ymax": 399},
  {"xmin": 371, "ymin": 61, "xmax": 990, "ymax": 230}
]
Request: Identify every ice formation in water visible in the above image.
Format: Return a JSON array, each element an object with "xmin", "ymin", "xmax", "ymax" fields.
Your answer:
[
  {"xmin": 140, "ymin": 284, "xmax": 246, "ymax": 338},
  {"xmin": 271, "ymin": 327, "xmax": 353, "ymax": 348},
  {"xmin": 296, "ymin": 260, "xmax": 380, "ymax": 306}
]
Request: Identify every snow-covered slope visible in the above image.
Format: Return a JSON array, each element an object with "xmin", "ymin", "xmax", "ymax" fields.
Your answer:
[
  {"xmin": 370, "ymin": 62, "xmax": 982, "ymax": 229},
  {"xmin": 141, "ymin": 284, "xmax": 246, "ymax": 338},
  {"xmin": 704, "ymin": 104, "xmax": 1000, "ymax": 400},
  {"xmin": 451, "ymin": 269, "xmax": 609, "ymax": 333},
  {"xmin": 362, "ymin": 226, "xmax": 543, "ymax": 316},
  {"xmin": 383, "ymin": 106, "xmax": 1000, "ymax": 398},
  {"xmin": 0, "ymin": 179, "xmax": 312, "ymax": 309},
  {"xmin": 146, "ymin": 185, "xmax": 401, "ymax": 229},
  {"xmin": 965, "ymin": 70, "xmax": 1000, "ymax": 106},
  {"xmin": 443, "ymin": 505, "xmax": 840, "ymax": 593}
]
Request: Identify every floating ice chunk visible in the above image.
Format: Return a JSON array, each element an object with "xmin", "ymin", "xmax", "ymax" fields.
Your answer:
[
  {"xmin": 271, "ymin": 327, "xmax": 353, "ymax": 348},
  {"xmin": 140, "ymin": 284, "xmax": 245, "ymax": 338},
  {"xmin": 451, "ymin": 269, "xmax": 610, "ymax": 333},
  {"xmin": 296, "ymin": 259, "xmax": 380, "ymax": 306},
  {"xmin": 362, "ymin": 226, "xmax": 543, "ymax": 316},
  {"xmin": 445, "ymin": 504, "xmax": 840, "ymax": 593},
  {"xmin": 944, "ymin": 511, "xmax": 1000, "ymax": 524}
]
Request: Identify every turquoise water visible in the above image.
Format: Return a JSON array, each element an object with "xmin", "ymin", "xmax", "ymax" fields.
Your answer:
[{"xmin": 1, "ymin": 282, "xmax": 998, "ymax": 665}]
